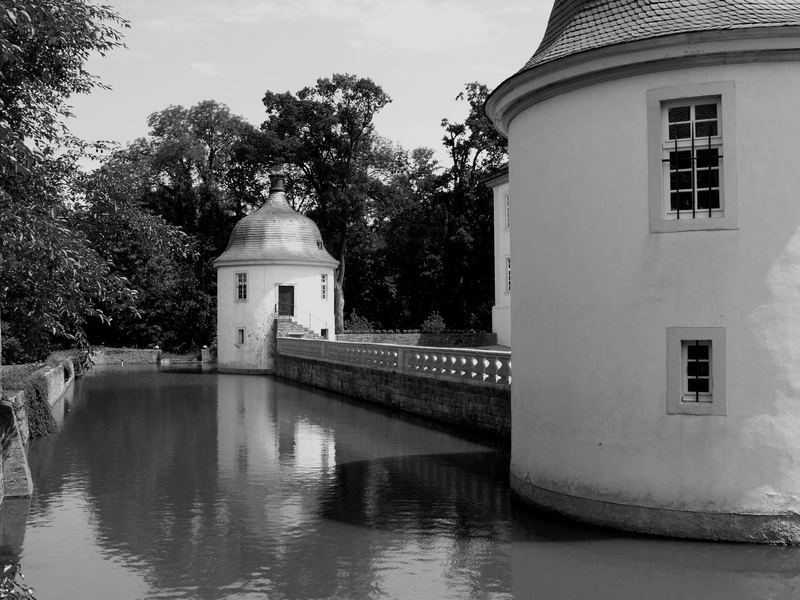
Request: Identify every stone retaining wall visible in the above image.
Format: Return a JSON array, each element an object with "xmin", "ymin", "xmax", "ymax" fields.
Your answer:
[
  {"xmin": 91, "ymin": 347, "xmax": 161, "ymax": 365},
  {"xmin": 337, "ymin": 332, "xmax": 498, "ymax": 347},
  {"xmin": 0, "ymin": 358, "xmax": 75, "ymax": 503},
  {"xmin": 276, "ymin": 354, "xmax": 510, "ymax": 440}
]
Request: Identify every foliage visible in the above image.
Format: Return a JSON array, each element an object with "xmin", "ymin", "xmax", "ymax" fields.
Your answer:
[
  {"xmin": 420, "ymin": 311, "xmax": 446, "ymax": 334},
  {"xmin": 0, "ymin": 561, "xmax": 36, "ymax": 599},
  {"xmin": 73, "ymin": 166, "xmax": 214, "ymax": 352},
  {"xmin": 0, "ymin": 173, "xmax": 138, "ymax": 360},
  {"xmin": 343, "ymin": 311, "xmax": 374, "ymax": 333},
  {"xmin": 341, "ymin": 83, "xmax": 506, "ymax": 332},
  {"xmin": 262, "ymin": 73, "xmax": 392, "ymax": 331},
  {"xmin": 0, "ymin": 0, "xmax": 134, "ymax": 362},
  {"xmin": 0, "ymin": 0, "xmax": 128, "ymax": 175},
  {"xmin": 72, "ymin": 99, "xmax": 261, "ymax": 353}
]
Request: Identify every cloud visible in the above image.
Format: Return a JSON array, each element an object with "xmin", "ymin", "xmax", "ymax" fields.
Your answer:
[
  {"xmin": 190, "ymin": 61, "xmax": 222, "ymax": 77},
  {"xmin": 222, "ymin": 0, "xmax": 500, "ymax": 51}
]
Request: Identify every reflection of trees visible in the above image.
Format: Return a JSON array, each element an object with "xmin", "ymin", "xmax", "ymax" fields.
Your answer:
[{"xmin": 27, "ymin": 369, "xmax": 514, "ymax": 599}]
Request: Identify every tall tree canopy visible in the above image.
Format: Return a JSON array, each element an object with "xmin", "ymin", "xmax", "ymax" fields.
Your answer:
[
  {"xmin": 0, "ymin": 0, "xmax": 134, "ymax": 362},
  {"xmin": 262, "ymin": 73, "xmax": 391, "ymax": 331}
]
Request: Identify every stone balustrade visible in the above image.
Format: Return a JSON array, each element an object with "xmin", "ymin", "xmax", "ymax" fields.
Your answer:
[{"xmin": 277, "ymin": 338, "xmax": 511, "ymax": 386}]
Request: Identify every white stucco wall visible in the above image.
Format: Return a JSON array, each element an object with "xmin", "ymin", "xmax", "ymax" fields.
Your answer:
[
  {"xmin": 509, "ymin": 60, "xmax": 800, "ymax": 515},
  {"xmin": 217, "ymin": 264, "xmax": 336, "ymax": 372},
  {"xmin": 492, "ymin": 179, "xmax": 512, "ymax": 347}
]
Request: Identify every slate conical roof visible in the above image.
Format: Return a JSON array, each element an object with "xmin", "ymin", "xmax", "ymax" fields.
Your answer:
[
  {"xmin": 214, "ymin": 173, "xmax": 338, "ymax": 268},
  {"xmin": 525, "ymin": 0, "xmax": 800, "ymax": 70}
]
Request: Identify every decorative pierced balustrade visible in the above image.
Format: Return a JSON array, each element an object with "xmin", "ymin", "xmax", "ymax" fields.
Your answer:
[{"xmin": 277, "ymin": 338, "xmax": 511, "ymax": 386}]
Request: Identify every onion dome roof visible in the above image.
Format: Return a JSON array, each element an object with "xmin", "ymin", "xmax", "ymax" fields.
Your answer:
[
  {"xmin": 214, "ymin": 173, "xmax": 338, "ymax": 268},
  {"xmin": 525, "ymin": 0, "xmax": 800, "ymax": 70}
]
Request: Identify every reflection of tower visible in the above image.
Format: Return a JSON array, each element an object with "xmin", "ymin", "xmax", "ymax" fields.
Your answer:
[{"xmin": 214, "ymin": 172, "xmax": 338, "ymax": 374}]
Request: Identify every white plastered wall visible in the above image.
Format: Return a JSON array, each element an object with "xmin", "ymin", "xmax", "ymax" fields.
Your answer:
[
  {"xmin": 492, "ymin": 179, "xmax": 512, "ymax": 347},
  {"xmin": 509, "ymin": 60, "xmax": 800, "ymax": 514},
  {"xmin": 217, "ymin": 263, "xmax": 336, "ymax": 372}
]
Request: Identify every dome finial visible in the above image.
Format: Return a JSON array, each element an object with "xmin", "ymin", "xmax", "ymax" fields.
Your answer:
[{"xmin": 269, "ymin": 170, "xmax": 285, "ymax": 193}]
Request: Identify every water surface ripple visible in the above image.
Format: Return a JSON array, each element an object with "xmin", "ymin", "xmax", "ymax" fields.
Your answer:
[{"xmin": 10, "ymin": 367, "xmax": 800, "ymax": 599}]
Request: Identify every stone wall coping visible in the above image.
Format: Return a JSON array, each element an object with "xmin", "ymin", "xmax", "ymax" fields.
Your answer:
[{"xmin": 277, "ymin": 337, "xmax": 512, "ymax": 387}]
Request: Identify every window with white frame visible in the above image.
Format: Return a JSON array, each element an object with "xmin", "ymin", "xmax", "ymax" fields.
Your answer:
[
  {"xmin": 505, "ymin": 256, "xmax": 511, "ymax": 294},
  {"xmin": 321, "ymin": 274, "xmax": 328, "ymax": 300},
  {"xmin": 648, "ymin": 82, "xmax": 738, "ymax": 233},
  {"xmin": 663, "ymin": 100, "xmax": 721, "ymax": 219},
  {"xmin": 504, "ymin": 193, "xmax": 510, "ymax": 231},
  {"xmin": 667, "ymin": 327, "xmax": 726, "ymax": 416},
  {"xmin": 236, "ymin": 328, "xmax": 245, "ymax": 346},
  {"xmin": 235, "ymin": 273, "xmax": 247, "ymax": 301}
]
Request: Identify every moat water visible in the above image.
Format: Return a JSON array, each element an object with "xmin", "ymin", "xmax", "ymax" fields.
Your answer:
[{"xmin": 7, "ymin": 366, "xmax": 800, "ymax": 599}]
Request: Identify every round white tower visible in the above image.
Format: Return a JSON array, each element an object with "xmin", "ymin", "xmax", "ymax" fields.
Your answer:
[
  {"xmin": 214, "ymin": 172, "xmax": 338, "ymax": 374},
  {"xmin": 487, "ymin": 0, "xmax": 800, "ymax": 542}
]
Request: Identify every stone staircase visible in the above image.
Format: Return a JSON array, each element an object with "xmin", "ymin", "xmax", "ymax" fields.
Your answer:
[{"xmin": 276, "ymin": 316, "xmax": 323, "ymax": 340}]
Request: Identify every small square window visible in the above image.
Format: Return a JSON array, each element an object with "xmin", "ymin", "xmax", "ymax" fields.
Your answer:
[
  {"xmin": 235, "ymin": 273, "xmax": 248, "ymax": 301},
  {"xmin": 667, "ymin": 327, "xmax": 726, "ymax": 416}
]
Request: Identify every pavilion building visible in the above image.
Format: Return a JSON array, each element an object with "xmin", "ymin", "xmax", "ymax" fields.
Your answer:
[{"xmin": 214, "ymin": 172, "xmax": 338, "ymax": 374}]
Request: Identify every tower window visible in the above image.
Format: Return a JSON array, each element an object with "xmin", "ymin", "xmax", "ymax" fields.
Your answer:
[
  {"xmin": 236, "ymin": 273, "xmax": 248, "ymax": 301},
  {"xmin": 505, "ymin": 257, "xmax": 511, "ymax": 294},
  {"xmin": 321, "ymin": 274, "xmax": 328, "ymax": 300},
  {"xmin": 236, "ymin": 328, "xmax": 245, "ymax": 346},
  {"xmin": 663, "ymin": 100, "xmax": 722, "ymax": 219},
  {"xmin": 667, "ymin": 327, "xmax": 726, "ymax": 416},
  {"xmin": 648, "ymin": 81, "xmax": 738, "ymax": 233}
]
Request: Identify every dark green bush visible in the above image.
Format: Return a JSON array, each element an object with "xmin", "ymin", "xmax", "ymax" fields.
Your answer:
[{"xmin": 22, "ymin": 371, "xmax": 57, "ymax": 439}]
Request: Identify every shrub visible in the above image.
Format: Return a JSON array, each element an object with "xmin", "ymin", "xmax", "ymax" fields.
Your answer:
[
  {"xmin": 421, "ymin": 311, "xmax": 446, "ymax": 334},
  {"xmin": 344, "ymin": 311, "xmax": 374, "ymax": 333}
]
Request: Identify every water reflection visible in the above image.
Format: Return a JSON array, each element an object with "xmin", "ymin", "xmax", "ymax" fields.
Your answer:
[{"xmin": 19, "ymin": 367, "xmax": 800, "ymax": 599}]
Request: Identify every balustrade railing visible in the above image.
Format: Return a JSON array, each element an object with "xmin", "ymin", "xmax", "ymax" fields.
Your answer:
[{"xmin": 277, "ymin": 337, "xmax": 511, "ymax": 386}]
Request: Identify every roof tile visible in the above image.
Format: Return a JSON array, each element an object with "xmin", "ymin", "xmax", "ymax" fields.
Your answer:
[{"xmin": 524, "ymin": 0, "xmax": 800, "ymax": 70}]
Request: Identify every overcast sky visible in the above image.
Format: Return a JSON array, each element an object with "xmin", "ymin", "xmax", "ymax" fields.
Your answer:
[{"xmin": 68, "ymin": 0, "xmax": 553, "ymax": 162}]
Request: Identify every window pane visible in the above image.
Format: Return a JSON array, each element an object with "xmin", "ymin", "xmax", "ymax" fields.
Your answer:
[
  {"xmin": 687, "ymin": 362, "xmax": 710, "ymax": 377},
  {"xmin": 687, "ymin": 378, "xmax": 710, "ymax": 393},
  {"xmin": 669, "ymin": 151, "xmax": 692, "ymax": 170},
  {"xmin": 696, "ymin": 148, "xmax": 719, "ymax": 168},
  {"xmin": 668, "ymin": 106, "xmax": 690, "ymax": 122},
  {"xmin": 697, "ymin": 190, "xmax": 721, "ymax": 210},
  {"xmin": 696, "ymin": 169, "xmax": 719, "ymax": 189},
  {"xmin": 670, "ymin": 171, "xmax": 693, "ymax": 191},
  {"xmin": 669, "ymin": 123, "xmax": 691, "ymax": 140},
  {"xmin": 695, "ymin": 104, "xmax": 717, "ymax": 120},
  {"xmin": 670, "ymin": 192, "xmax": 693, "ymax": 212},
  {"xmin": 695, "ymin": 121, "xmax": 719, "ymax": 138},
  {"xmin": 687, "ymin": 343, "xmax": 710, "ymax": 360}
]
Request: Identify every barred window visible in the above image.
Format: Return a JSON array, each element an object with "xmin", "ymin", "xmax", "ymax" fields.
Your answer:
[
  {"xmin": 662, "ymin": 99, "xmax": 722, "ymax": 220},
  {"xmin": 504, "ymin": 193, "xmax": 510, "ymax": 231},
  {"xmin": 505, "ymin": 257, "xmax": 511, "ymax": 294},
  {"xmin": 321, "ymin": 274, "xmax": 328, "ymax": 300},
  {"xmin": 667, "ymin": 327, "xmax": 726, "ymax": 416},
  {"xmin": 683, "ymin": 340, "xmax": 712, "ymax": 402},
  {"xmin": 648, "ymin": 82, "xmax": 738, "ymax": 233},
  {"xmin": 236, "ymin": 273, "xmax": 247, "ymax": 301}
]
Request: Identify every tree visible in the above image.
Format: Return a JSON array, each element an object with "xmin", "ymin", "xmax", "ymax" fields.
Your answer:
[
  {"xmin": 0, "ymin": 0, "xmax": 127, "ymax": 175},
  {"xmin": 0, "ymin": 0, "xmax": 131, "ymax": 361},
  {"xmin": 72, "ymin": 165, "xmax": 214, "ymax": 353},
  {"xmin": 1, "ymin": 151, "xmax": 136, "ymax": 361},
  {"xmin": 262, "ymin": 73, "xmax": 392, "ymax": 332}
]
